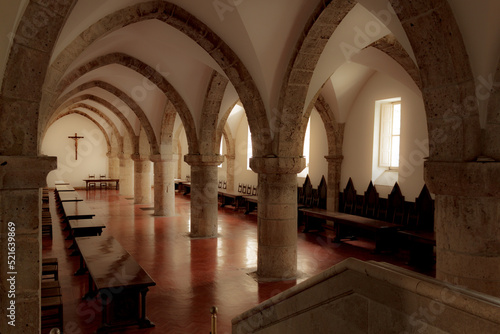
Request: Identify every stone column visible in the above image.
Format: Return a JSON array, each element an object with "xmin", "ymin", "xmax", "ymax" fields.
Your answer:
[
  {"xmin": 325, "ymin": 155, "xmax": 343, "ymax": 211},
  {"xmin": 0, "ymin": 156, "xmax": 57, "ymax": 333},
  {"xmin": 151, "ymin": 154, "xmax": 177, "ymax": 216},
  {"xmin": 425, "ymin": 161, "xmax": 500, "ymax": 297},
  {"xmin": 132, "ymin": 154, "xmax": 152, "ymax": 205},
  {"xmin": 250, "ymin": 156, "xmax": 306, "ymax": 280},
  {"xmin": 107, "ymin": 152, "xmax": 120, "ymax": 179},
  {"xmin": 226, "ymin": 154, "xmax": 235, "ymax": 191},
  {"xmin": 119, "ymin": 154, "xmax": 134, "ymax": 197},
  {"xmin": 184, "ymin": 154, "xmax": 224, "ymax": 238}
]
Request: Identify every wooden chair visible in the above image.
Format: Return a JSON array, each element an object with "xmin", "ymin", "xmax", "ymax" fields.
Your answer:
[
  {"xmin": 99, "ymin": 174, "xmax": 107, "ymax": 189},
  {"xmin": 317, "ymin": 176, "xmax": 327, "ymax": 209},
  {"xmin": 363, "ymin": 181, "xmax": 379, "ymax": 218},
  {"xmin": 387, "ymin": 182, "xmax": 405, "ymax": 225},
  {"xmin": 88, "ymin": 174, "xmax": 96, "ymax": 189},
  {"xmin": 342, "ymin": 178, "xmax": 357, "ymax": 214},
  {"xmin": 302, "ymin": 175, "xmax": 313, "ymax": 207}
]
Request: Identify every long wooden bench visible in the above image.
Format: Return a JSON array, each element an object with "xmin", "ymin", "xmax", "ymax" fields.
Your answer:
[{"xmin": 299, "ymin": 207, "xmax": 400, "ymax": 253}]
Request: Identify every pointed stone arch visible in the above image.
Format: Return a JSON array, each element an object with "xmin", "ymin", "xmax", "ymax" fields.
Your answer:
[
  {"xmin": 46, "ymin": 52, "xmax": 198, "ymax": 153},
  {"xmin": 41, "ymin": 1, "xmax": 270, "ymax": 155},
  {"xmin": 52, "ymin": 102, "xmax": 124, "ymax": 154},
  {"xmin": 49, "ymin": 90, "xmax": 137, "ymax": 154},
  {"xmin": 199, "ymin": 71, "xmax": 229, "ymax": 155},
  {"xmin": 277, "ymin": 0, "xmax": 479, "ymax": 162},
  {"xmin": 53, "ymin": 110, "xmax": 112, "ymax": 153}
]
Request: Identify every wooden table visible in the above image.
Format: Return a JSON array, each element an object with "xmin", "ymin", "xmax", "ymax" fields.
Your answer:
[
  {"xmin": 57, "ymin": 191, "xmax": 83, "ymax": 202},
  {"xmin": 218, "ymin": 190, "xmax": 244, "ymax": 210},
  {"xmin": 61, "ymin": 201, "xmax": 95, "ymax": 221},
  {"xmin": 83, "ymin": 178, "xmax": 120, "ymax": 190},
  {"xmin": 67, "ymin": 219, "xmax": 106, "ymax": 254},
  {"xmin": 55, "ymin": 180, "xmax": 70, "ymax": 185},
  {"xmin": 75, "ymin": 236, "xmax": 156, "ymax": 332},
  {"xmin": 55, "ymin": 185, "xmax": 75, "ymax": 192},
  {"xmin": 299, "ymin": 207, "xmax": 400, "ymax": 253}
]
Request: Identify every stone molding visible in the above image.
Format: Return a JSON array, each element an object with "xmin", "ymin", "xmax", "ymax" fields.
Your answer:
[
  {"xmin": 0, "ymin": 155, "xmax": 57, "ymax": 189},
  {"xmin": 249, "ymin": 156, "xmax": 306, "ymax": 174},
  {"xmin": 184, "ymin": 154, "xmax": 224, "ymax": 166},
  {"xmin": 425, "ymin": 161, "xmax": 500, "ymax": 197},
  {"xmin": 324, "ymin": 155, "xmax": 344, "ymax": 164}
]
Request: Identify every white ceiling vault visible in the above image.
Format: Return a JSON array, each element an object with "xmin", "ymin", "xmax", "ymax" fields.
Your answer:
[{"xmin": 1, "ymin": 0, "xmax": 500, "ymax": 152}]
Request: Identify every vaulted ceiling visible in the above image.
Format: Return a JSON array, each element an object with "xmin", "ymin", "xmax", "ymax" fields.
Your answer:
[{"xmin": 1, "ymin": 0, "xmax": 500, "ymax": 149}]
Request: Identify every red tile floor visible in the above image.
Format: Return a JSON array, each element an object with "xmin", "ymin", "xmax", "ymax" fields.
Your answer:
[{"xmin": 43, "ymin": 190, "xmax": 434, "ymax": 334}]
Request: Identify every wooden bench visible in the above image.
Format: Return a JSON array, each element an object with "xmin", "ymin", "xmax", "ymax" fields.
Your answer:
[
  {"xmin": 299, "ymin": 207, "xmax": 400, "ymax": 253},
  {"xmin": 75, "ymin": 236, "xmax": 156, "ymax": 331}
]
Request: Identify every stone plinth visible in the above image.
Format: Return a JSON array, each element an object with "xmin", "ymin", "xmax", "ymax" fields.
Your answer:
[
  {"xmin": 119, "ymin": 154, "xmax": 134, "ymax": 197},
  {"xmin": 151, "ymin": 154, "xmax": 177, "ymax": 216},
  {"xmin": 132, "ymin": 154, "xmax": 152, "ymax": 204},
  {"xmin": 250, "ymin": 156, "xmax": 306, "ymax": 280},
  {"xmin": 425, "ymin": 161, "xmax": 500, "ymax": 297},
  {"xmin": 184, "ymin": 154, "xmax": 224, "ymax": 238},
  {"xmin": 0, "ymin": 155, "xmax": 57, "ymax": 334}
]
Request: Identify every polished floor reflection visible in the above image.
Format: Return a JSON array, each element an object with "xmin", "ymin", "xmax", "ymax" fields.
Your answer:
[{"xmin": 42, "ymin": 190, "xmax": 434, "ymax": 333}]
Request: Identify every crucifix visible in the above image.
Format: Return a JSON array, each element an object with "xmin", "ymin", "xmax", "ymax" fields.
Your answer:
[{"xmin": 68, "ymin": 133, "xmax": 84, "ymax": 160}]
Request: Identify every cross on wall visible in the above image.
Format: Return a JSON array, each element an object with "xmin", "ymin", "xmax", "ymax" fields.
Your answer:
[{"xmin": 68, "ymin": 133, "xmax": 84, "ymax": 160}]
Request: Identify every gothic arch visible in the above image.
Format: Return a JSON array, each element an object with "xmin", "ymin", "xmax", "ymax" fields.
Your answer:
[
  {"xmin": 199, "ymin": 71, "xmax": 229, "ymax": 155},
  {"xmin": 58, "ymin": 80, "xmax": 159, "ymax": 154},
  {"xmin": 49, "ymin": 90, "xmax": 137, "ymax": 154},
  {"xmin": 313, "ymin": 94, "xmax": 344, "ymax": 157},
  {"xmin": 53, "ymin": 110, "xmax": 112, "ymax": 153},
  {"xmin": 52, "ymin": 102, "xmax": 124, "ymax": 154},
  {"xmin": 41, "ymin": 1, "xmax": 270, "ymax": 155},
  {"xmin": 47, "ymin": 53, "xmax": 198, "ymax": 153},
  {"xmin": 277, "ymin": 0, "xmax": 479, "ymax": 162}
]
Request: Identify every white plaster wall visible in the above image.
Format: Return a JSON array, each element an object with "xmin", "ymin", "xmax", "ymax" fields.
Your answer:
[
  {"xmin": 41, "ymin": 114, "xmax": 108, "ymax": 188},
  {"xmin": 233, "ymin": 116, "xmax": 258, "ymax": 191},
  {"xmin": 341, "ymin": 71, "xmax": 428, "ymax": 200},
  {"xmin": 298, "ymin": 109, "xmax": 329, "ymax": 188}
]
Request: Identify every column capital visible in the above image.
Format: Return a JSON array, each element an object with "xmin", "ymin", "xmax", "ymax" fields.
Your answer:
[
  {"xmin": 424, "ymin": 161, "xmax": 500, "ymax": 197},
  {"xmin": 184, "ymin": 154, "xmax": 224, "ymax": 166},
  {"xmin": 249, "ymin": 156, "xmax": 305, "ymax": 174},
  {"xmin": 324, "ymin": 155, "xmax": 344, "ymax": 164},
  {"xmin": 150, "ymin": 154, "xmax": 178, "ymax": 163},
  {"xmin": 131, "ymin": 153, "xmax": 150, "ymax": 162},
  {"xmin": 0, "ymin": 155, "xmax": 57, "ymax": 189},
  {"xmin": 118, "ymin": 153, "xmax": 132, "ymax": 160}
]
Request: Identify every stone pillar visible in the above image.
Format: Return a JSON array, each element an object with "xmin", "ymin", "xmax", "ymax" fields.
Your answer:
[
  {"xmin": 226, "ymin": 154, "xmax": 235, "ymax": 191},
  {"xmin": 325, "ymin": 155, "xmax": 343, "ymax": 211},
  {"xmin": 119, "ymin": 154, "xmax": 134, "ymax": 197},
  {"xmin": 0, "ymin": 156, "xmax": 57, "ymax": 333},
  {"xmin": 132, "ymin": 154, "xmax": 152, "ymax": 204},
  {"xmin": 151, "ymin": 154, "xmax": 177, "ymax": 216},
  {"xmin": 425, "ymin": 161, "xmax": 500, "ymax": 297},
  {"xmin": 184, "ymin": 154, "xmax": 224, "ymax": 238},
  {"xmin": 107, "ymin": 152, "xmax": 120, "ymax": 179},
  {"xmin": 250, "ymin": 156, "xmax": 306, "ymax": 280}
]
